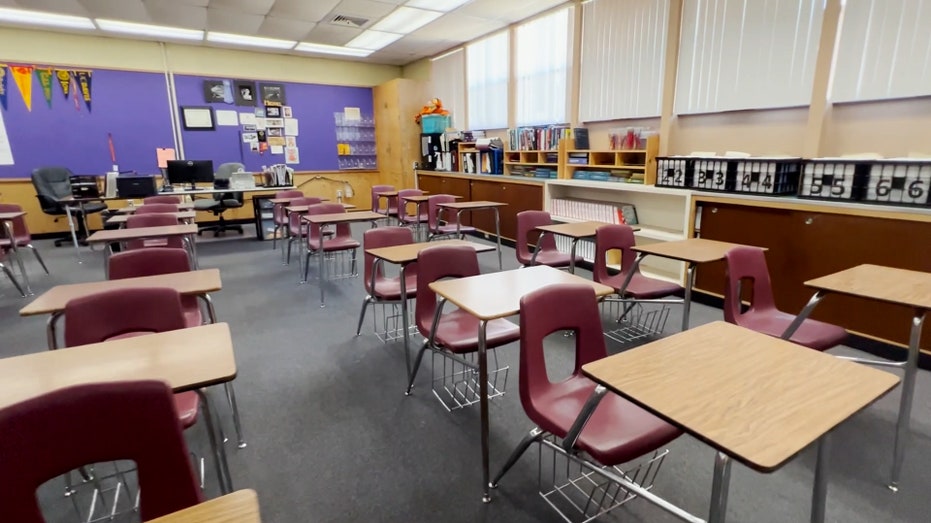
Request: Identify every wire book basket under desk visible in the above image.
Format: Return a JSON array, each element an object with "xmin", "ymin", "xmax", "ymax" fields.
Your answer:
[{"xmin": 600, "ymin": 299, "xmax": 672, "ymax": 347}]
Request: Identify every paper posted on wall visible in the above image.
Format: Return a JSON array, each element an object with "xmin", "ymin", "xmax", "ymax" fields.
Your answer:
[
  {"xmin": 0, "ymin": 110, "xmax": 13, "ymax": 166},
  {"xmin": 285, "ymin": 146, "xmax": 299, "ymax": 164}
]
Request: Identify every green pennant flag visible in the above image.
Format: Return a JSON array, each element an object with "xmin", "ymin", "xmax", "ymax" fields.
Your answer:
[{"xmin": 35, "ymin": 67, "xmax": 53, "ymax": 108}]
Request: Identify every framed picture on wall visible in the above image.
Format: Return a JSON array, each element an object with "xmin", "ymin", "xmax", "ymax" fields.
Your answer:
[
  {"xmin": 203, "ymin": 79, "xmax": 232, "ymax": 104},
  {"xmin": 180, "ymin": 106, "xmax": 215, "ymax": 130},
  {"xmin": 265, "ymin": 105, "xmax": 281, "ymax": 118},
  {"xmin": 234, "ymin": 80, "xmax": 256, "ymax": 106},
  {"xmin": 260, "ymin": 83, "xmax": 286, "ymax": 105}
]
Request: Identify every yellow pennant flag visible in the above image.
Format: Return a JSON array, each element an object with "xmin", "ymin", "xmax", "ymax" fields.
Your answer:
[{"xmin": 10, "ymin": 64, "xmax": 33, "ymax": 111}]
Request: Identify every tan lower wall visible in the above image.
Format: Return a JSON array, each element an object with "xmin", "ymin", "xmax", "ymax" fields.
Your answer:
[
  {"xmin": 820, "ymin": 96, "xmax": 931, "ymax": 157},
  {"xmin": 667, "ymin": 108, "xmax": 810, "ymax": 156}
]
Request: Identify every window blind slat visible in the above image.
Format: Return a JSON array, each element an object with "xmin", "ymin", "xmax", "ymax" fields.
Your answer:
[
  {"xmin": 515, "ymin": 7, "xmax": 572, "ymax": 126},
  {"xmin": 430, "ymin": 49, "xmax": 466, "ymax": 130},
  {"xmin": 467, "ymin": 32, "xmax": 509, "ymax": 130}
]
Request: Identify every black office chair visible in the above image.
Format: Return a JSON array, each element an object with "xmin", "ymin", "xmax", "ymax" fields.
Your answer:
[
  {"xmin": 31, "ymin": 167, "xmax": 107, "ymax": 246},
  {"xmin": 195, "ymin": 162, "xmax": 244, "ymax": 237}
]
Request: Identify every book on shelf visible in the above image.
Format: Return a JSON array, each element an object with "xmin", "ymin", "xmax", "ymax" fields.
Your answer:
[
  {"xmin": 568, "ymin": 153, "xmax": 589, "ymax": 164},
  {"xmin": 573, "ymin": 128, "xmax": 590, "ymax": 150},
  {"xmin": 508, "ymin": 124, "xmax": 571, "ymax": 151},
  {"xmin": 552, "ymin": 198, "xmax": 638, "ymax": 225}
]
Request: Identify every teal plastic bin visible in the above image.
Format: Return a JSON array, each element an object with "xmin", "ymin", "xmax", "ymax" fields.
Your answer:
[{"xmin": 421, "ymin": 115, "xmax": 449, "ymax": 134}]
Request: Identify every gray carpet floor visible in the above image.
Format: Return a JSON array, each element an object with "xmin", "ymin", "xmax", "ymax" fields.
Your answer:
[{"xmin": 1, "ymin": 226, "xmax": 929, "ymax": 523}]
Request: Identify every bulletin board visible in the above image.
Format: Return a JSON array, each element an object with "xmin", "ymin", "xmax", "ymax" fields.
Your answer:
[
  {"xmin": 0, "ymin": 67, "xmax": 175, "ymax": 178},
  {"xmin": 173, "ymin": 74, "xmax": 374, "ymax": 172}
]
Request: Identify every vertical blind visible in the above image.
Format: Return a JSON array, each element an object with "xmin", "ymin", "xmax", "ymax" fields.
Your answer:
[
  {"xmin": 831, "ymin": 0, "xmax": 931, "ymax": 103},
  {"xmin": 466, "ymin": 31, "xmax": 510, "ymax": 130},
  {"xmin": 579, "ymin": 0, "xmax": 669, "ymax": 121},
  {"xmin": 514, "ymin": 7, "xmax": 572, "ymax": 126},
  {"xmin": 675, "ymin": 0, "xmax": 824, "ymax": 114},
  {"xmin": 430, "ymin": 49, "xmax": 466, "ymax": 129}
]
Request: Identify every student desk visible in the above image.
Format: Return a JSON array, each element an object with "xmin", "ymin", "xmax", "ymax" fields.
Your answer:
[
  {"xmin": 0, "ymin": 323, "xmax": 240, "ymax": 494},
  {"xmin": 0, "ymin": 210, "xmax": 30, "ymax": 296},
  {"xmin": 783, "ymin": 264, "xmax": 931, "ymax": 492},
  {"xmin": 401, "ymin": 194, "xmax": 458, "ymax": 241},
  {"xmin": 580, "ymin": 321, "xmax": 898, "ymax": 523},
  {"xmin": 436, "ymin": 201, "xmax": 507, "ymax": 270},
  {"xmin": 619, "ymin": 238, "xmax": 760, "ymax": 331},
  {"xmin": 302, "ymin": 211, "xmax": 384, "ymax": 306},
  {"xmin": 115, "ymin": 202, "xmax": 196, "ymax": 213},
  {"xmin": 285, "ymin": 203, "xmax": 356, "ymax": 214},
  {"xmin": 86, "ymin": 224, "xmax": 199, "ymax": 274},
  {"xmin": 107, "ymin": 211, "xmax": 197, "ymax": 225},
  {"xmin": 429, "ymin": 265, "xmax": 613, "ymax": 502},
  {"xmin": 268, "ymin": 197, "xmax": 328, "ymax": 205},
  {"xmin": 19, "ymin": 268, "xmax": 221, "ymax": 350},
  {"xmin": 149, "ymin": 490, "xmax": 261, "ymax": 523},
  {"xmin": 364, "ymin": 239, "xmax": 496, "ymax": 380},
  {"xmin": 531, "ymin": 221, "xmax": 639, "ymax": 274}
]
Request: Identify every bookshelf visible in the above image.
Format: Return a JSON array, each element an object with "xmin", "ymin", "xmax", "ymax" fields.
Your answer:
[
  {"xmin": 559, "ymin": 135, "xmax": 660, "ymax": 183},
  {"xmin": 503, "ymin": 149, "xmax": 560, "ymax": 178}
]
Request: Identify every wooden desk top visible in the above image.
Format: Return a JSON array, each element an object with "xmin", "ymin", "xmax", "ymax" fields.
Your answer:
[
  {"xmin": 632, "ymin": 238, "xmax": 761, "ymax": 264},
  {"xmin": 430, "ymin": 265, "xmax": 614, "ymax": 320},
  {"xmin": 536, "ymin": 221, "xmax": 639, "ymax": 239},
  {"xmin": 270, "ymin": 197, "xmax": 328, "ymax": 204},
  {"xmin": 402, "ymin": 194, "xmax": 461, "ymax": 203},
  {"xmin": 149, "ymin": 490, "xmax": 261, "ymax": 523},
  {"xmin": 115, "ymin": 202, "xmax": 196, "ymax": 213},
  {"xmin": 107, "ymin": 211, "xmax": 196, "ymax": 224},
  {"xmin": 806, "ymin": 264, "xmax": 931, "ymax": 310},
  {"xmin": 378, "ymin": 191, "xmax": 430, "ymax": 198},
  {"xmin": 366, "ymin": 239, "xmax": 496, "ymax": 264},
  {"xmin": 0, "ymin": 211, "xmax": 26, "ymax": 220},
  {"xmin": 437, "ymin": 200, "xmax": 507, "ymax": 210},
  {"xmin": 0, "ymin": 323, "xmax": 236, "ymax": 410},
  {"xmin": 20, "ymin": 269, "xmax": 221, "ymax": 316},
  {"xmin": 286, "ymin": 203, "xmax": 355, "ymax": 213},
  {"xmin": 583, "ymin": 321, "xmax": 899, "ymax": 472},
  {"xmin": 87, "ymin": 224, "xmax": 197, "ymax": 243},
  {"xmin": 303, "ymin": 211, "xmax": 384, "ymax": 224}
]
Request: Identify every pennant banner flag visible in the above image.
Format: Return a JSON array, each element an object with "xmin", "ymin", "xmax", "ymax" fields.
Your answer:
[
  {"xmin": 74, "ymin": 70, "xmax": 92, "ymax": 112},
  {"xmin": 55, "ymin": 69, "xmax": 72, "ymax": 100},
  {"xmin": 0, "ymin": 64, "xmax": 7, "ymax": 111},
  {"xmin": 11, "ymin": 64, "xmax": 34, "ymax": 112},
  {"xmin": 35, "ymin": 67, "xmax": 53, "ymax": 108}
]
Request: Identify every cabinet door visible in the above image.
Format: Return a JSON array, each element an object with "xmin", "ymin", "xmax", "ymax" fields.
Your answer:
[
  {"xmin": 468, "ymin": 180, "xmax": 543, "ymax": 240},
  {"xmin": 467, "ymin": 180, "xmax": 500, "ymax": 235},
  {"xmin": 417, "ymin": 174, "xmax": 442, "ymax": 196}
]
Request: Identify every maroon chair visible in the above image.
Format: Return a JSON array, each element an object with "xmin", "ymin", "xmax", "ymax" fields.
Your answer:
[
  {"xmin": 284, "ymin": 196, "xmax": 322, "ymax": 265},
  {"xmin": 355, "ymin": 227, "xmax": 418, "ymax": 336},
  {"xmin": 271, "ymin": 189, "xmax": 304, "ymax": 250},
  {"xmin": 134, "ymin": 203, "xmax": 180, "ymax": 214},
  {"xmin": 126, "ymin": 213, "xmax": 185, "ymax": 250},
  {"xmin": 515, "ymin": 210, "xmax": 582, "ymax": 268},
  {"xmin": 108, "ymin": 247, "xmax": 203, "ymax": 327},
  {"xmin": 397, "ymin": 188, "xmax": 428, "ymax": 227},
  {"xmin": 0, "ymin": 248, "xmax": 25, "ymax": 297},
  {"xmin": 142, "ymin": 195, "xmax": 182, "ymax": 205},
  {"xmin": 593, "ymin": 225, "xmax": 682, "ymax": 299},
  {"xmin": 491, "ymin": 283, "xmax": 681, "ymax": 516},
  {"xmin": 0, "ymin": 202, "xmax": 49, "ymax": 274},
  {"xmin": 0, "ymin": 381, "xmax": 203, "ymax": 522},
  {"xmin": 724, "ymin": 246, "xmax": 847, "ymax": 351},
  {"xmin": 405, "ymin": 245, "xmax": 520, "ymax": 394},
  {"xmin": 303, "ymin": 203, "xmax": 360, "ymax": 282},
  {"xmin": 427, "ymin": 194, "xmax": 475, "ymax": 240},
  {"xmin": 64, "ymin": 287, "xmax": 200, "ymax": 430},
  {"xmin": 371, "ymin": 184, "xmax": 398, "ymax": 219}
]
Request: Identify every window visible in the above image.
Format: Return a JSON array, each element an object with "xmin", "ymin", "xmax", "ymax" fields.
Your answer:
[
  {"xmin": 515, "ymin": 7, "xmax": 572, "ymax": 126},
  {"xmin": 579, "ymin": 0, "xmax": 668, "ymax": 121},
  {"xmin": 831, "ymin": 0, "xmax": 931, "ymax": 103},
  {"xmin": 466, "ymin": 31, "xmax": 509, "ymax": 130},
  {"xmin": 675, "ymin": 0, "xmax": 824, "ymax": 114},
  {"xmin": 430, "ymin": 48, "xmax": 466, "ymax": 129}
]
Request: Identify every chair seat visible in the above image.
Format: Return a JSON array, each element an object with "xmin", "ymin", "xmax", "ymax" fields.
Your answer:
[
  {"xmin": 70, "ymin": 202, "xmax": 107, "ymax": 214},
  {"xmin": 174, "ymin": 391, "xmax": 200, "ymax": 429},
  {"xmin": 432, "ymin": 224, "xmax": 476, "ymax": 235},
  {"xmin": 370, "ymin": 272, "xmax": 418, "ymax": 300},
  {"xmin": 738, "ymin": 310, "xmax": 848, "ymax": 351},
  {"xmin": 0, "ymin": 235, "xmax": 29, "ymax": 247},
  {"xmin": 309, "ymin": 237, "xmax": 360, "ymax": 252},
  {"xmin": 527, "ymin": 249, "xmax": 584, "ymax": 268},
  {"xmin": 602, "ymin": 272, "xmax": 683, "ymax": 300},
  {"xmin": 193, "ymin": 200, "xmax": 220, "ymax": 211},
  {"xmin": 532, "ymin": 375, "xmax": 681, "ymax": 466},
  {"xmin": 182, "ymin": 297, "xmax": 203, "ymax": 327},
  {"xmin": 434, "ymin": 310, "xmax": 520, "ymax": 353},
  {"xmin": 399, "ymin": 213, "xmax": 429, "ymax": 224}
]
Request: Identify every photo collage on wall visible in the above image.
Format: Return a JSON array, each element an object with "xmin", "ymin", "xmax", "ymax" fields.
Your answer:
[{"xmin": 202, "ymin": 78, "xmax": 300, "ymax": 164}]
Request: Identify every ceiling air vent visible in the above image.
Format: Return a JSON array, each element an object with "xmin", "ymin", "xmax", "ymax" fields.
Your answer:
[{"xmin": 328, "ymin": 14, "xmax": 369, "ymax": 29}]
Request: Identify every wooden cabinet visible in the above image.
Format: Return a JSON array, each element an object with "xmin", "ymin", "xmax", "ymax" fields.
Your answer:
[{"xmin": 695, "ymin": 199, "xmax": 931, "ymax": 350}]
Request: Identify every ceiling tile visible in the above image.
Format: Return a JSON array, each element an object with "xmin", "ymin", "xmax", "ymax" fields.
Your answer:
[
  {"xmin": 14, "ymin": 0, "xmax": 89, "ymax": 16},
  {"xmin": 206, "ymin": 6, "xmax": 264, "ymax": 34},
  {"xmin": 209, "ymin": 0, "xmax": 275, "ymax": 16},
  {"xmin": 303, "ymin": 23, "xmax": 361, "ymax": 46},
  {"xmin": 413, "ymin": 12, "xmax": 504, "ymax": 43},
  {"xmin": 458, "ymin": 0, "xmax": 564, "ymax": 23},
  {"xmin": 78, "ymin": 0, "xmax": 149, "ymax": 22},
  {"xmin": 267, "ymin": 0, "xmax": 340, "ymax": 22},
  {"xmin": 331, "ymin": 0, "xmax": 395, "ymax": 19},
  {"xmin": 257, "ymin": 16, "xmax": 315, "ymax": 41},
  {"xmin": 143, "ymin": 1, "xmax": 206, "ymax": 29}
]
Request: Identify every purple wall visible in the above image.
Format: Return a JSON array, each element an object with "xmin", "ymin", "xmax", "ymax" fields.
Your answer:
[
  {"xmin": 173, "ymin": 74, "xmax": 373, "ymax": 172},
  {"xmin": 0, "ymin": 69, "xmax": 174, "ymax": 178}
]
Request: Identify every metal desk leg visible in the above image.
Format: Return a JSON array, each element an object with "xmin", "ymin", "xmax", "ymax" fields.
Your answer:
[
  {"xmin": 889, "ymin": 311, "xmax": 926, "ymax": 491},
  {"xmin": 199, "ymin": 293, "xmax": 247, "ymax": 449},
  {"xmin": 616, "ymin": 253, "xmax": 647, "ymax": 296},
  {"xmin": 4, "ymin": 221, "xmax": 31, "ymax": 295},
  {"xmin": 781, "ymin": 291, "xmax": 827, "ymax": 340},
  {"xmin": 188, "ymin": 233, "xmax": 199, "ymax": 269},
  {"xmin": 102, "ymin": 243, "xmax": 112, "ymax": 278},
  {"xmin": 494, "ymin": 208, "xmax": 502, "ymax": 271},
  {"xmin": 811, "ymin": 433, "xmax": 831, "ymax": 523},
  {"xmin": 478, "ymin": 319, "xmax": 491, "ymax": 503},
  {"xmin": 47, "ymin": 311, "xmax": 64, "ymax": 350},
  {"xmin": 568, "ymin": 237, "xmax": 579, "ymax": 274},
  {"xmin": 200, "ymin": 293, "xmax": 218, "ymax": 324},
  {"xmin": 64, "ymin": 205, "xmax": 83, "ymax": 263},
  {"xmin": 318, "ymin": 231, "xmax": 326, "ymax": 307},
  {"xmin": 456, "ymin": 210, "xmax": 464, "ymax": 240},
  {"xmin": 709, "ymin": 451, "xmax": 732, "ymax": 523},
  {"xmin": 196, "ymin": 389, "xmax": 233, "ymax": 494},
  {"xmin": 681, "ymin": 263, "xmax": 697, "ymax": 331},
  {"xmin": 399, "ymin": 263, "xmax": 412, "ymax": 380},
  {"xmin": 529, "ymin": 231, "xmax": 549, "ymax": 267}
]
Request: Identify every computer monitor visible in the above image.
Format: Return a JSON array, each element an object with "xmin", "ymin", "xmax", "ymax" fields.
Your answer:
[{"xmin": 166, "ymin": 160, "xmax": 214, "ymax": 190}]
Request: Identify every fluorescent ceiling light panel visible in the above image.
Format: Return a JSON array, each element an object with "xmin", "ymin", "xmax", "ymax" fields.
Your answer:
[
  {"xmin": 346, "ymin": 30, "xmax": 403, "ymax": 51},
  {"xmin": 206, "ymin": 32, "xmax": 296, "ymax": 50},
  {"xmin": 294, "ymin": 42, "xmax": 372, "ymax": 57},
  {"xmin": 96, "ymin": 19, "xmax": 203, "ymax": 41},
  {"xmin": 0, "ymin": 7, "xmax": 95, "ymax": 30},
  {"xmin": 371, "ymin": 7, "xmax": 442, "ymax": 34},
  {"xmin": 406, "ymin": 0, "xmax": 472, "ymax": 12}
]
